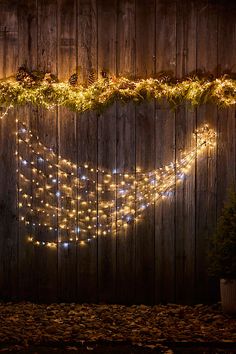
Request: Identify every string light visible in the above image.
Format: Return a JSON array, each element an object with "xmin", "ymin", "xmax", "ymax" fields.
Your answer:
[
  {"xmin": 0, "ymin": 104, "xmax": 13, "ymax": 120},
  {"xmin": 17, "ymin": 120, "xmax": 216, "ymax": 248}
]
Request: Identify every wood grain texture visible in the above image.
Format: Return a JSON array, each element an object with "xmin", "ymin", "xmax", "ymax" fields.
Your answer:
[
  {"xmin": 195, "ymin": 0, "xmax": 218, "ymax": 303},
  {"xmin": 18, "ymin": 0, "xmax": 37, "ymax": 70},
  {"xmin": 0, "ymin": 1, "xmax": 18, "ymax": 299},
  {"xmin": 155, "ymin": 0, "xmax": 176, "ymax": 304},
  {"xmin": 215, "ymin": 3, "xmax": 236, "ymax": 303},
  {"xmin": 76, "ymin": 112, "xmax": 98, "ymax": 302},
  {"xmin": 135, "ymin": 0, "xmax": 156, "ymax": 305},
  {"xmin": 155, "ymin": 0, "xmax": 176, "ymax": 76},
  {"xmin": 77, "ymin": 0, "xmax": 98, "ymax": 303},
  {"xmin": 17, "ymin": 0, "xmax": 38, "ymax": 300},
  {"xmin": 97, "ymin": 0, "xmax": 117, "ymax": 303},
  {"xmin": 175, "ymin": 0, "xmax": 197, "ymax": 304},
  {"xmin": 217, "ymin": 3, "xmax": 236, "ymax": 214},
  {"xmin": 155, "ymin": 107, "xmax": 176, "ymax": 304},
  {"xmin": 77, "ymin": 0, "xmax": 97, "ymax": 84},
  {"xmin": 35, "ymin": 0, "xmax": 58, "ymax": 302},
  {"xmin": 116, "ymin": 0, "xmax": 136, "ymax": 304},
  {"xmin": 57, "ymin": 0, "xmax": 77, "ymax": 302}
]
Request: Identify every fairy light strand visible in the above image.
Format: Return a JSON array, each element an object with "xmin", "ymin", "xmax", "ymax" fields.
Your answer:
[
  {"xmin": 17, "ymin": 120, "xmax": 216, "ymax": 248},
  {"xmin": 0, "ymin": 104, "xmax": 13, "ymax": 120}
]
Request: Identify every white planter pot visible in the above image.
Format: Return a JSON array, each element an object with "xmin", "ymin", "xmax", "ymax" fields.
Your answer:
[{"xmin": 220, "ymin": 279, "xmax": 236, "ymax": 314}]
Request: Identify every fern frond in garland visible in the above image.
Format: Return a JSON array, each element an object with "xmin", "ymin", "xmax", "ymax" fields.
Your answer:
[{"xmin": 0, "ymin": 76, "xmax": 235, "ymax": 113}]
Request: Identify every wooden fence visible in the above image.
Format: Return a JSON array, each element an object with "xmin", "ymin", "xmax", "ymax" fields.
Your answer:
[{"xmin": 0, "ymin": 0, "xmax": 235, "ymax": 304}]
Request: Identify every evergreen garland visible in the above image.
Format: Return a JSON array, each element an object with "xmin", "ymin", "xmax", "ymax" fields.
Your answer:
[{"xmin": 0, "ymin": 73, "xmax": 235, "ymax": 114}]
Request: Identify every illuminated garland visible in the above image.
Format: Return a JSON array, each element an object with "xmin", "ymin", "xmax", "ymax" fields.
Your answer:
[
  {"xmin": 0, "ymin": 76, "xmax": 235, "ymax": 116},
  {"xmin": 17, "ymin": 121, "xmax": 216, "ymax": 248}
]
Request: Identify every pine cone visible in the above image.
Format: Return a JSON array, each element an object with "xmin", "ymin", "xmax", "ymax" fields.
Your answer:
[
  {"xmin": 16, "ymin": 67, "xmax": 35, "ymax": 87},
  {"xmin": 69, "ymin": 73, "xmax": 78, "ymax": 86},
  {"xmin": 88, "ymin": 70, "xmax": 96, "ymax": 86},
  {"xmin": 16, "ymin": 67, "xmax": 28, "ymax": 82}
]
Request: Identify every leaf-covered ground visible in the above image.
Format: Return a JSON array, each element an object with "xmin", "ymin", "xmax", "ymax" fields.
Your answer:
[{"xmin": 0, "ymin": 302, "xmax": 235, "ymax": 353}]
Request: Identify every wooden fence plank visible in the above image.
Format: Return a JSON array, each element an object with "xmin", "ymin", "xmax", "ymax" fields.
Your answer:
[
  {"xmin": 17, "ymin": 0, "xmax": 38, "ymax": 300},
  {"xmin": 57, "ymin": 0, "xmax": 77, "ymax": 302},
  {"xmin": 77, "ymin": 0, "xmax": 98, "ymax": 303},
  {"xmin": 0, "ymin": 1, "xmax": 18, "ymax": 300},
  {"xmin": 195, "ymin": 0, "xmax": 218, "ymax": 303},
  {"xmin": 116, "ymin": 0, "xmax": 136, "ymax": 304},
  {"xmin": 135, "ymin": 0, "xmax": 156, "ymax": 305},
  {"xmin": 175, "ymin": 0, "xmax": 197, "ymax": 304},
  {"xmin": 35, "ymin": 0, "xmax": 58, "ymax": 302},
  {"xmin": 155, "ymin": 0, "xmax": 176, "ymax": 304},
  {"xmin": 97, "ymin": 0, "xmax": 117, "ymax": 303},
  {"xmin": 76, "ymin": 113, "xmax": 98, "ymax": 302},
  {"xmin": 216, "ymin": 2, "xmax": 236, "ymax": 302},
  {"xmin": 217, "ymin": 3, "xmax": 236, "ymax": 215}
]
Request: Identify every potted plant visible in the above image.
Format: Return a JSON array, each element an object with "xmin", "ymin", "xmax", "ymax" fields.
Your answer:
[{"xmin": 208, "ymin": 190, "xmax": 236, "ymax": 314}]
